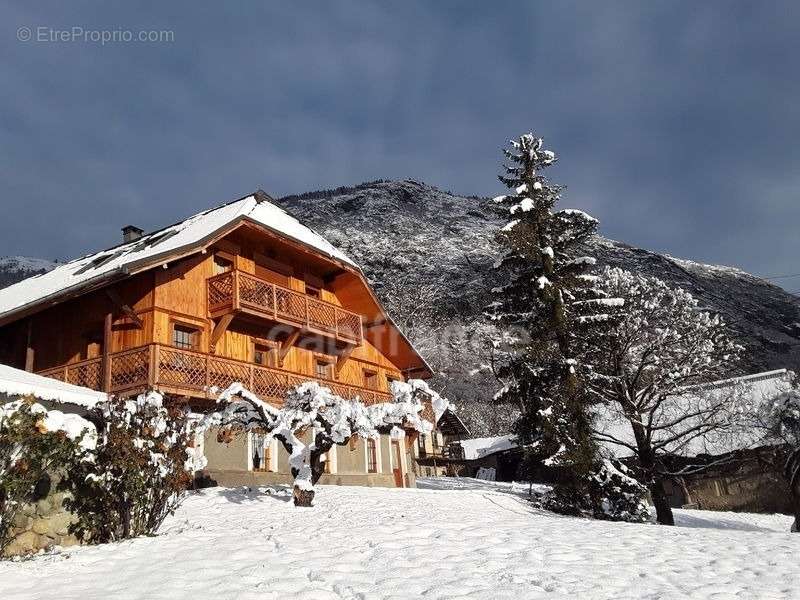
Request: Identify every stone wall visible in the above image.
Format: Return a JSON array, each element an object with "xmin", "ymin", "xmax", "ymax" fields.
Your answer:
[
  {"xmin": 683, "ymin": 469, "xmax": 793, "ymax": 514},
  {"xmin": 4, "ymin": 486, "xmax": 80, "ymax": 557}
]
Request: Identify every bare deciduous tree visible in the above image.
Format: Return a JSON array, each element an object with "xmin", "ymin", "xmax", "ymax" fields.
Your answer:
[
  {"xmin": 589, "ymin": 267, "xmax": 742, "ymax": 525},
  {"xmin": 209, "ymin": 380, "xmax": 440, "ymax": 506}
]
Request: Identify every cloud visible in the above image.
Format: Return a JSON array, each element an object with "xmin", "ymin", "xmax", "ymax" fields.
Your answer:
[{"xmin": 1, "ymin": 1, "xmax": 799, "ymax": 284}]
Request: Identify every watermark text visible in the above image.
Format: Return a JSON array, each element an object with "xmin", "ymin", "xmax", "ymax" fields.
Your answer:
[{"xmin": 17, "ymin": 26, "xmax": 174, "ymax": 45}]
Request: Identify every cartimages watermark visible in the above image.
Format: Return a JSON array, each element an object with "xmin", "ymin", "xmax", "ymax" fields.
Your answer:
[{"xmin": 17, "ymin": 26, "xmax": 174, "ymax": 45}]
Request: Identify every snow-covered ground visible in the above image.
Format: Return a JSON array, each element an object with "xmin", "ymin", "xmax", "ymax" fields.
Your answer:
[{"xmin": 1, "ymin": 479, "xmax": 796, "ymax": 599}]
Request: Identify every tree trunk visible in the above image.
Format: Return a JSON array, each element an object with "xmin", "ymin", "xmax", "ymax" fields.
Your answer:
[
  {"xmin": 288, "ymin": 435, "xmax": 332, "ymax": 507},
  {"xmin": 649, "ymin": 477, "xmax": 674, "ymax": 526},
  {"xmin": 629, "ymin": 421, "xmax": 674, "ymax": 525},
  {"xmin": 784, "ymin": 448, "xmax": 800, "ymax": 533},
  {"xmin": 292, "ymin": 486, "xmax": 315, "ymax": 507}
]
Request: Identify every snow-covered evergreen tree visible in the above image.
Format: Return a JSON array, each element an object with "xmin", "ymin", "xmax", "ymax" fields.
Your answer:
[
  {"xmin": 210, "ymin": 380, "xmax": 439, "ymax": 506},
  {"xmin": 589, "ymin": 267, "xmax": 742, "ymax": 525},
  {"xmin": 489, "ymin": 133, "xmax": 624, "ymax": 516}
]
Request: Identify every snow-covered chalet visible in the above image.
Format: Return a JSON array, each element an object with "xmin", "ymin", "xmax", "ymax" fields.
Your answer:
[{"xmin": 0, "ymin": 190, "xmax": 435, "ymax": 488}]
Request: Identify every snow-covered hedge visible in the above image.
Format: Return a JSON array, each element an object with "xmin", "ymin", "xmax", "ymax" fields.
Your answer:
[{"xmin": 0, "ymin": 398, "xmax": 96, "ymax": 555}]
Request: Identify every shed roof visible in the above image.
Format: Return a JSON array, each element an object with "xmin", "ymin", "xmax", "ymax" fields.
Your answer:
[
  {"xmin": 0, "ymin": 363, "xmax": 107, "ymax": 408},
  {"xmin": 595, "ymin": 369, "xmax": 792, "ymax": 459}
]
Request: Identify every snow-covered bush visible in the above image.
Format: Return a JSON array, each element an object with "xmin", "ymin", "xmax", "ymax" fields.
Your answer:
[
  {"xmin": 589, "ymin": 460, "xmax": 651, "ymax": 523},
  {"xmin": 0, "ymin": 398, "xmax": 96, "ymax": 555},
  {"xmin": 64, "ymin": 392, "xmax": 201, "ymax": 543},
  {"xmin": 211, "ymin": 380, "xmax": 435, "ymax": 506}
]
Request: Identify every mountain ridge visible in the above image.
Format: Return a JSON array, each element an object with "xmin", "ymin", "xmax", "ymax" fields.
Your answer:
[
  {"xmin": 275, "ymin": 180, "xmax": 800, "ymax": 433},
  {"xmin": 2, "ymin": 179, "xmax": 798, "ymax": 434}
]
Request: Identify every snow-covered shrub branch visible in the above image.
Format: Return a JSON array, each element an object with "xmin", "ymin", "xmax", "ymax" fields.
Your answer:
[
  {"xmin": 210, "ymin": 380, "xmax": 436, "ymax": 506},
  {"xmin": 63, "ymin": 392, "xmax": 202, "ymax": 542},
  {"xmin": 0, "ymin": 398, "xmax": 96, "ymax": 555}
]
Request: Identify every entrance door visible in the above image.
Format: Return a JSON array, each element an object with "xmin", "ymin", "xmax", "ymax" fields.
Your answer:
[{"xmin": 391, "ymin": 440, "xmax": 404, "ymax": 488}]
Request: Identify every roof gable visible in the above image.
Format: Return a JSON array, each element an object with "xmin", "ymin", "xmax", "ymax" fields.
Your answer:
[{"xmin": 0, "ymin": 190, "xmax": 433, "ymax": 378}]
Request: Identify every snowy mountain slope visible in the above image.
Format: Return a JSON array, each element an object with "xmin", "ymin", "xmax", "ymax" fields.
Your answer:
[
  {"xmin": 3, "ymin": 181, "xmax": 798, "ymax": 435},
  {"xmin": 0, "ymin": 483, "xmax": 795, "ymax": 599},
  {"xmin": 0, "ymin": 256, "xmax": 56, "ymax": 288},
  {"xmin": 277, "ymin": 180, "xmax": 800, "ymax": 433}
]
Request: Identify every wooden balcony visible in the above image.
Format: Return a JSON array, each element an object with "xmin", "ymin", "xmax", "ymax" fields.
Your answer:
[
  {"xmin": 37, "ymin": 343, "xmax": 391, "ymax": 405},
  {"xmin": 207, "ymin": 270, "xmax": 363, "ymax": 345},
  {"xmin": 418, "ymin": 443, "xmax": 465, "ymax": 461}
]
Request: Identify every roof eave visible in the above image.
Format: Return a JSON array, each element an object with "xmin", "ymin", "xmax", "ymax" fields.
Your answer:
[{"xmin": 0, "ymin": 267, "xmax": 128, "ymax": 328}]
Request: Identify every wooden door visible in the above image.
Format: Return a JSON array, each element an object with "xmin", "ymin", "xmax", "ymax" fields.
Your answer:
[{"xmin": 391, "ymin": 440, "xmax": 404, "ymax": 488}]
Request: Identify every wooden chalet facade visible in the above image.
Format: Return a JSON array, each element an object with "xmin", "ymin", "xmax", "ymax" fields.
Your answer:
[{"xmin": 0, "ymin": 190, "xmax": 433, "ymax": 488}]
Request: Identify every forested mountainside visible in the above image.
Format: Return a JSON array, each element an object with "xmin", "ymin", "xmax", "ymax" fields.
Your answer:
[
  {"xmin": 0, "ymin": 256, "xmax": 56, "ymax": 288},
  {"xmin": 278, "ymin": 180, "xmax": 800, "ymax": 435},
  {"xmin": 2, "ymin": 180, "xmax": 798, "ymax": 435}
]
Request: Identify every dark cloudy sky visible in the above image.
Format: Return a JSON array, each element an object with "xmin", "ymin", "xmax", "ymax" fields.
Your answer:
[{"xmin": 3, "ymin": 2, "xmax": 799, "ymax": 289}]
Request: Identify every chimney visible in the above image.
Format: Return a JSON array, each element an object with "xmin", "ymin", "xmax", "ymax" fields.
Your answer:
[{"xmin": 122, "ymin": 225, "xmax": 144, "ymax": 243}]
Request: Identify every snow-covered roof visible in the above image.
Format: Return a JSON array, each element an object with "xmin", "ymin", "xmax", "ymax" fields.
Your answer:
[
  {"xmin": 0, "ymin": 191, "xmax": 355, "ymax": 323},
  {"xmin": 437, "ymin": 407, "xmax": 470, "ymax": 437},
  {"xmin": 596, "ymin": 369, "xmax": 792, "ymax": 459},
  {"xmin": 0, "ymin": 363, "xmax": 107, "ymax": 408},
  {"xmin": 458, "ymin": 434, "xmax": 518, "ymax": 460}
]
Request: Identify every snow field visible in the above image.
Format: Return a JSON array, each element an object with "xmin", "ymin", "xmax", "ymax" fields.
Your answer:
[{"xmin": 0, "ymin": 481, "xmax": 796, "ymax": 600}]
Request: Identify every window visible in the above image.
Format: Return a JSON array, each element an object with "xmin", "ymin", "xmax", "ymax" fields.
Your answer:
[
  {"xmin": 253, "ymin": 342, "xmax": 276, "ymax": 367},
  {"xmin": 323, "ymin": 451, "xmax": 332, "ymax": 474},
  {"xmin": 252, "ymin": 435, "xmax": 272, "ymax": 472},
  {"xmin": 304, "ymin": 272, "xmax": 324, "ymax": 298},
  {"xmin": 432, "ymin": 431, "xmax": 440, "ymax": 449},
  {"xmin": 263, "ymin": 442, "xmax": 271, "ymax": 472},
  {"xmin": 172, "ymin": 324, "xmax": 199, "ymax": 350},
  {"xmin": 366, "ymin": 438, "xmax": 378, "ymax": 473},
  {"xmin": 363, "ymin": 370, "xmax": 378, "ymax": 390},
  {"xmin": 315, "ymin": 359, "xmax": 333, "ymax": 380},
  {"xmin": 417, "ymin": 434, "xmax": 427, "ymax": 456},
  {"xmin": 213, "ymin": 254, "xmax": 233, "ymax": 275},
  {"xmin": 82, "ymin": 328, "xmax": 103, "ymax": 359}
]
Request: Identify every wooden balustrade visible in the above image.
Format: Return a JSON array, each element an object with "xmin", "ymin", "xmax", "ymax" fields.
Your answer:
[
  {"xmin": 207, "ymin": 270, "xmax": 363, "ymax": 344},
  {"xmin": 37, "ymin": 343, "xmax": 391, "ymax": 405}
]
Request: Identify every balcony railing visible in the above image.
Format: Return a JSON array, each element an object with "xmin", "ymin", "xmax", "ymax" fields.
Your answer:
[
  {"xmin": 418, "ymin": 443, "xmax": 465, "ymax": 461},
  {"xmin": 37, "ymin": 343, "xmax": 391, "ymax": 405},
  {"xmin": 207, "ymin": 270, "xmax": 363, "ymax": 345}
]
